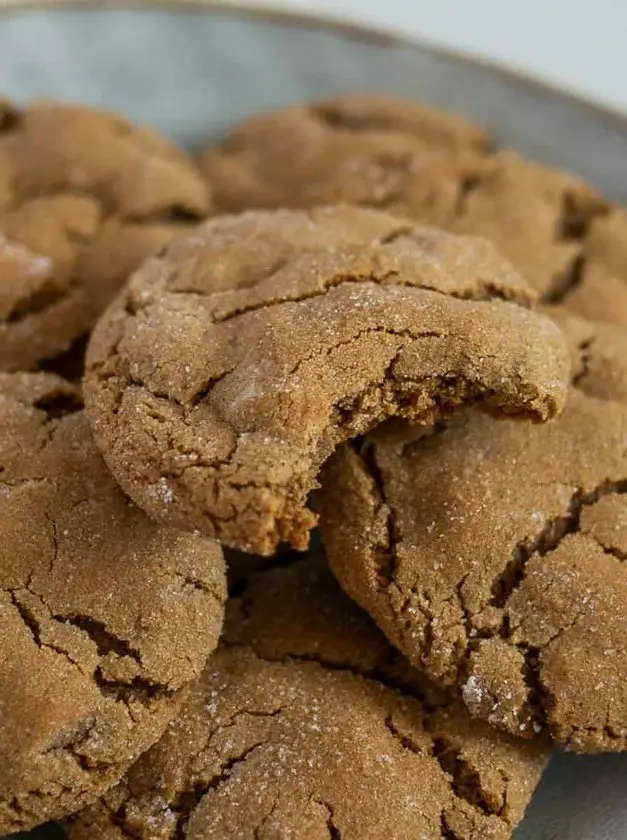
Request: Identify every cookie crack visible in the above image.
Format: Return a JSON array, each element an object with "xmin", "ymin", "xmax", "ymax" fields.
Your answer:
[
  {"xmin": 384, "ymin": 714, "xmax": 430, "ymax": 756},
  {"xmin": 57, "ymin": 614, "xmax": 142, "ymax": 664},
  {"xmin": 0, "ymin": 475, "xmax": 47, "ymax": 490},
  {"xmin": 6, "ymin": 276, "xmax": 75, "ymax": 324},
  {"xmin": 253, "ymin": 801, "xmax": 279, "ymax": 839},
  {"xmin": 490, "ymin": 478, "xmax": 627, "ymax": 612},
  {"xmin": 349, "ymin": 439, "xmax": 401, "ymax": 589},
  {"xmin": 92, "ymin": 671, "xmax": 174, "ymax": 709},
  {"xmin": 289, "ymin": 325, "xmax": 442, "ymax": 380},
  {"xmin": 171, "ymin": 743, "xmax": 263, "ymax": 838},
  {"xmin": 585, "ymin": 534, "xmax": 627, "ymax": 562},
  {"xmin": 8, "ymin": 588, "xmax": 82, "ymax": 671},
  {"xmin": 18, "ymin": 592, "xmax": 174, "ymax": 707},
  {"xmin": 173, "ymin": 571, "xmax": 226, "ymax": 596},
  {"xmin": 557, "ymin": 191, "xmax": 608, "ymax": 242},
  {"xmin": 213, "ymin": 270, "xmax": 521, "ymax": 326},
  {"xmin": 312, "ymin": 797, "xmax": 342, "ymax": 839},
  {"xmin": 133, "ymin": 260, "xmax": 526, "ymax": 331},
  {"xmin": 453, "ymin": 173, "xmax": 481, "ymax": 217},
  {"xmin": 542, "ymin": 254, "xmax": 585, "ymax": 305},
  {"xmin": 34, "ymin": 387, "xmax": 83, "ymax": 420},
  {"xmin": 439, "ymin": 812, "xmax": 463, "ymax": 840},
  {"xmin": 543, "ymin": 192, "xmax": 608, "ymax": 303},
  {"xmin": 431, "ymin": 735, "xmax": 504, "ymax": 817},
  {"xmin": 571, "ymin": 334, "xmax": 594, "ymax": 390},
  {"xmin": 516, "ymin": 645, "xmax": 552, "ymax": 735}
]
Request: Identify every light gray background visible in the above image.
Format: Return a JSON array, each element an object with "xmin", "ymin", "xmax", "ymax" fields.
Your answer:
[{"xmin": 242, "ymin": 0, "xmax": 627, "ymax": 114}]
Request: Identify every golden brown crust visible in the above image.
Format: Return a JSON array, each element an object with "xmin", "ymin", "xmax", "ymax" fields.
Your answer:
[
  {"xmin": 0, "ymin": 373, "xmax": 226, "ymax": 832},
  {"xmin": 66, "ymin": 555, "xmax": 549, "ymax": 840},
  {"xmin": 201, "ymin": 94, "xmax": 488, "ymax": 226},
  {"xmin": 201, "ymin": 94, "xmax": 627, "ymax": 326},
  {"xmin": 0, "ymin": 100, "xmax": 211, "ymax": 371},
  {"xmin": 318, "ymin": 316, "xmax": 627, "ymax": 752},
  {"xmin": 452, "ymin": 151, "xmax": 607, "ymax": 299},
  {"xmin": 84, "ymin": 206, "xmax": 569, "ymax": 555}
]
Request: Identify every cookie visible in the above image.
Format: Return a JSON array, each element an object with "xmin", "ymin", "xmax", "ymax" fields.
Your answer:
[
  {"xmin": 0, "ymin": 99, "xmax": 211, "ymax": 371},
  {"xmin": 66, "ymin": 554, "xmax": 549, "ymax": 840},
  {"xmin": 0, "ymin": 373, "xmax": 226, "ymax": 832},
  {"xmin": 201, "ymin": 94, "xmax": 489, "ymax": 227},
  {"xmin": 318, "ymin": 315, "xmax": 627, "ymax": 751},
  {"xmin": 565, "ymin": 206, "xmax": 627, "ymax": 327},
  {"xmin": 451, "ymin": 151, "xmax": 607, "ymax": 299},
  {"xmin": 84, "ymin": 205, "xmax": 569, "ymax": 555},
  {"xmin": 202, "ymin": 97, "xmax": 627, "ymax": 326}
]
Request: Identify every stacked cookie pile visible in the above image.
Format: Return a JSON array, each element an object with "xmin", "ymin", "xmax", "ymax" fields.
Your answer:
[{"xmin": 0, "ymin": 94, "xmax": 625, "ymax": 840}]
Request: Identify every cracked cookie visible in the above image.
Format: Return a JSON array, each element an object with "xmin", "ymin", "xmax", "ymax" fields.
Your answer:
[
  {"xmin": 0, "ymin": 99, "xmax": 211, "ymax": 371},
  {"xmin": 201, "ymin": 93, "xmax": 489, "ymax": 227},
  {"xmin": 565, "ymin": 205, "xmax": 627, "ymax": 327},
  {"xmin": 84, "ymin": 205, "xmax": 569, "ymax": 555},
  {"xmin": 202, "ymin": 97, "xmax": 627, "ymax": 326},
  {"xmin": 317, "ymin": 315, "xmax": 627, "ymax": 752},
  {"xmin": 66, "ymin": 554, "xmax": 549, "ymax": 840},
  {"xmin": 452, "ymin": 151, "xmax": 608, "ymax": 301},
  {"xmin": 0, "ymin": 373, "xmax": 226, "ymax": 832}
]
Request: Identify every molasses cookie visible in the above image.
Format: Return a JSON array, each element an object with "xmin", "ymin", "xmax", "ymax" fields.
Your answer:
[
  {"xmin": 201, "ymin": 93, "xmax": 489, "ymax": 226},
  {"xmin": 0, "ymin": 99, "xmax": 211, "ymax": 371},
  {"xmin": 202, "ymin": 96, "xmax": 627, "ymax": 326},
  {"xmin": 565, "ymin": 205, "xmax": 627, "ymax": 327},
  {"xmin": 66, "ymin": 554, "xmax": 549, "ymax": 840},
  {"xmin": 84, "ymin": 206, "xmax": 569, "ymax": 555},
  {"xmin": 0, "ymin": 373, "xmax": 226, "ymax": 832},
  {"xmin": 318, "ymin": 316, "xmax": 627, "ymax": 751}
]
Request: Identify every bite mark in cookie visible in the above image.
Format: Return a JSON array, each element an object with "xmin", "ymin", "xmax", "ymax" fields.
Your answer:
[
  {"xmin": 318, "ymin": 316, "xmax": 627, "ymax": 751},
  {"xmin": 84, "ymin": 206, "xmax": 569, "ymax": 554}
]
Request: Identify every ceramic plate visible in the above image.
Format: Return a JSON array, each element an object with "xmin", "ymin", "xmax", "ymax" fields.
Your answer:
[{"xmin": 1, "ymin": 3, "xmax": 626, "ymax": 838}]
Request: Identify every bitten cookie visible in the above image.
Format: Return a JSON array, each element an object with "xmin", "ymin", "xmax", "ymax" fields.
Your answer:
[
  {"xmin": 66, "ymin": 554, "xmax": 549, "ymax": 840},
  {"xmin": 201, "ymin": 93, "xmax": 489, "ymax": 226},
  {"xmin": 0, "ymin": 99, "xmax": 211, "ymax": 371},
  {"xmin": 84, "ymin": 206, "xmax": 569, "ymax": 555},
  {"xmin": 0, "ymin": 373, "xmax": 226, "ymax": 832},
  {"xmin": 318, "ymin": 316, "xmax": 627, "ymax": 751}
]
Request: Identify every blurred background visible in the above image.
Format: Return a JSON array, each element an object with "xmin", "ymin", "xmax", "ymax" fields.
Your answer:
[{"xmin": 243, "ymin": 0, "xmax": 627, "ymax": 112}]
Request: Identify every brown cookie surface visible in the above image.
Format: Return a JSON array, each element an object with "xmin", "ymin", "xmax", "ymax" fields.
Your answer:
[
  {"xmin": 201, "ymin": 95, "xmax": 627, "ymax": 327},
  {"xmin": 318, "ymin": 316, "xmax": 627, "ymax": 751},
  {"xmin": 0, "ymin": 99, "xmax": 211, "ymax": 371},
  {"xmin": 84, "ymin": 206, "xmax": 569, "ymax": 555},
  {"xmin": 0, "ymin": 373, "xmax": 226, "ymax": 832},
  {"xmin": 66, "ymin": 554, "xmax": 549, "ymax": 840},
  {"xmin": 452, "ymin": 152, "xmax": 607, "ymax": 298},
  {"xmin": 201, "ymin": 94, "xmax": 488, "ymax": 227}
]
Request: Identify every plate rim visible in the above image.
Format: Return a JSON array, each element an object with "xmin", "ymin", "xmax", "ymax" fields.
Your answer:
[{"xmin": 1, "ymin": 0, "xmax": 627, "ymax": 138}]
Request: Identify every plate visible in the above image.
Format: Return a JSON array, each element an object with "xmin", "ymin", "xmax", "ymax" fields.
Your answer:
[{"xmin": 1, "ymin": 3, "xmax": 626, "ymax": 838}]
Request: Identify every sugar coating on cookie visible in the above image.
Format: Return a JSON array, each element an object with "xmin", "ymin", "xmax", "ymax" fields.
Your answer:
[
  {"xmin": 202, "ymin": 96, "xmax": 627, "ymax": 327},
  {"xmin": 318, "ymin": 315, "xmax": 627, "ymax": 751},
  {"xmin": 0, "ymin": 99, "xmax": 211, "ymax": 371},
  {"xmin": 201, "ymin": 94, "xmax": 488, "ymax": 228},
  {"xmin": 0, "ymin": 373, "xmax": 226, "ymax": 832},
  {"xmin": 84, "ymin": 205, "xmax": 569, "ymax": 555},
  {"xmin": 66, "ymin": 555, "xmax": 548, "ymax": 840}
]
